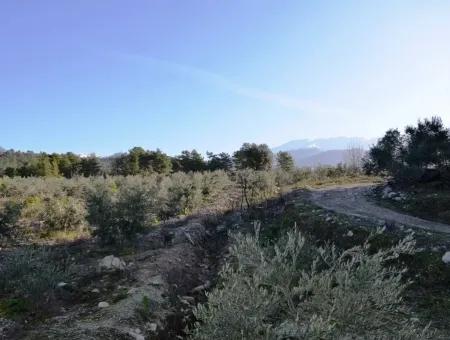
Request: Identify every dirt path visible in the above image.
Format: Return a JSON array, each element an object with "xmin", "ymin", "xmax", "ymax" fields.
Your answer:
[{"xmin": 308, "ymin": 183, "xmax": 450, "ymax": 234}]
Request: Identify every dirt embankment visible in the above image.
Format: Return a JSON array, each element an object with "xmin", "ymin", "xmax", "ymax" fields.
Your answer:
[{"xmin": 11, "ymin": 213, "xmax": 239, "ymax": 340}]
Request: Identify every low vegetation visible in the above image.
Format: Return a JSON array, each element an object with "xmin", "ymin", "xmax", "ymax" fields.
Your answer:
[
  {"xmin": 191, "ymin": 224, "xmax": 432, "ymax": 339},
  {"xmin": 0, "ymin": 164, "xmax": 366, "ymax": 245}
]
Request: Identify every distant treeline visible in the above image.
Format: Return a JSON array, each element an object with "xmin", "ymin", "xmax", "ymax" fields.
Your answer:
[
  {"xmin": 0, "ymin": 143, "xmax": 295, "ymax": 178},
  {"xmin": 364, "ymin": 116, "xmax": 450, "ymax": 184}
]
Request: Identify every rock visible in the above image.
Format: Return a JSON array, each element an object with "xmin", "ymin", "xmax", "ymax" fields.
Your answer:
[
  {"xmin": 98, "ymin": 255, "xmax": 126, "ymax": 271},
  {"xmin": 127, "ymin": 329, "xmax": 145, "ymax": 340},
  {"xmin": 393, "ymin": 197, "xmax": 402, "ymax": 202},
  {"xmin": 346, "ymin": 230, "xmax": 354, "ymax": 237},
  {"xmin": 191, "ymin": 280, "xmax": 211, "ymax": 293},
  {"xmin": 148, "ymin": 323, "xmax": 158, "ymax": 332},
  {"xmin": 148, "ymin": 275, "xmax": 165, "ymax": 286},
  {"xmin": 216, "ymin": 224, "xmax": 226, "ymax": 232},
  {"xmin": 91, "ymin": 288, "xmax": 100, "ymax": 293},
  {"xmin": 0, "ymin": 318, "xmax": 17, "ymax": 338},
  {"xmin": 381, "ymin": 186, "xmax": 392, "ymax": 199},
  {"xmin": 98, "ymin": 301, "xmax": 110, "ymax": 308},
  {"xmin": 172, "ymin": 222, "xmax": 206, "ymax": 245},
  {"xmin": 387, "ymin": 192, "xmax": 397, "ymax": 199},
  {"xmin": 127, "ymin": 287, "xmax": 138, "ymax": 295},
  {"xmin": 442, "ymin": 251, "xmax": 450, "ymax": 264},
  {"xmin": 181, "ymin": 295, "xmax": 195, "ymax": 303},
  {"xmin": 57, "ymin": 282, "xmax": 68, "ymax": 288}
]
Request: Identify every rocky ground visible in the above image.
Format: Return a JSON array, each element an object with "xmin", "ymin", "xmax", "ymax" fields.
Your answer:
[{"xmin": 1, "ymin": 212, "xmax": 241, "ymax": 340}]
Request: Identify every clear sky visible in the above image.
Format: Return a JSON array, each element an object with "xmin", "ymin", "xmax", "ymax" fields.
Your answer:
[{"xmin": 1, "ymin": 0, "xmax": 450, "ymax": 155}]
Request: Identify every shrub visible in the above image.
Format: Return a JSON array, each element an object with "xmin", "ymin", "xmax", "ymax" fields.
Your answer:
[
  {"xmin": 236, "ymin": 170, "xmax": 278, "ymax": 208},
  {"xmin": 191, "ymin": 226, "xmax": 432, "ymax": 339},
  {"xmin": 0, "ymin": 200, "xmax": 22, "ymax": 237},
  {"xmin": 0, "ymin": 247, "xmax": 71, "ymax": 306},
  {"xmin": 86, "ymin": 178, "xmax": 157, "ymax": 245},
  {"xmin": 41, "ymin": 196, "xmax": 86, "ymax": 235}
]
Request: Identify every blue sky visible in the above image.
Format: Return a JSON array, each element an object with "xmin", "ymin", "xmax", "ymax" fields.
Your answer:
[{"xmin": 1, "ymin": 0, "xmax": 450, "ymax": 155}]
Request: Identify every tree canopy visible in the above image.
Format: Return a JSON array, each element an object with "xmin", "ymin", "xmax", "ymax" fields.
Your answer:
[
  {"xmin": 233, "ymin": 143, "xmax": 273, "ymax": 171},
  {"xmin": 364, "ymin": 116, "xmax": 450, "ymax": 183}
]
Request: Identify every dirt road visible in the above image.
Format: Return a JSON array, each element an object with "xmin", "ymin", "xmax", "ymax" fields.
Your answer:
[{"xmin": 308, "ymin": 183, "xmax": 450, "ymax": 234}]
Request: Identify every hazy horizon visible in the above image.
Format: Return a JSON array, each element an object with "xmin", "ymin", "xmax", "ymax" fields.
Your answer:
[{"xmin": 2, "ymin": 1, "xmax": 450, "ymax": 155}]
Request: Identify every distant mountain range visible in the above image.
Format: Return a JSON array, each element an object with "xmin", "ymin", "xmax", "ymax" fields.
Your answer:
[{"xmin": 273, "ymin": 137, "xmax": 377, "ymax": 167}]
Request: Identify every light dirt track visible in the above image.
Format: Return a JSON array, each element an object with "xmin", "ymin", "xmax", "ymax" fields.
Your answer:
[{"xmin": 308, "ymin": 183, "xmax": 450, "ymax": 234}]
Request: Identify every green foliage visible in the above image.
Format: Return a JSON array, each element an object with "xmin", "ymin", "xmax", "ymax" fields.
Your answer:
[
  {"xmin": 0, "ymin": 150, "xmax": 103, "ymax": 178},
  {"xmin": 86, "ymin": 178, "xmax": 157, "ymax": 245},
  {"xmin": 233, "ymin": 143, "xmax": 273, "ymax": 170},
  {"xmin": 0, "ymin": 298, "xmax": 30, "ymax": 318},
  {"xmin": 112, "ymin": 147, "xmax": 173, "ymax": 175},
  {"xmin": 40, "ymin": 196, "xmax": 87, "ymax": 234},
  {"xmin": 135, "ymin": 295, "xmax": 154, "ymax": 321},
  {"xmin": 0, "ymin": 200, "xmax": 22, "ymax": 237},
  {"xmin": 276, "ymin": 151, "xmax": 295, "ymax": 172},
  {"xmin": 80, "ymin": 156, "xmax": 102, "ymax": 177},
  {"xmin": 0, "ymin": 167, "xmax": 372, "ymax": 242},
  {"xmin": 191, "ymin": 226, "xmax": 432, "ymax": 339},
  {"xmin": 236, "ymin": 169, "xmax": 278, "ymax": 208},
  {"xmin": 0, "ymin": 247, "xmax": 71, "ymax": 306},
  {"xmin": 206, "ymin": 152, "xmax": 233, "ymax": 171},
  {"xmin": 364, "ymin": 116, "xmax": 450, "ymax": 184},
  {"xmin": 173, "ymin": 150, "xmax": 207, "ymax": 172}
]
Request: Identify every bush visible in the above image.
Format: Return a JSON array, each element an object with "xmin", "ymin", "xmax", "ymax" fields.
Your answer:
[
  {"xmin": 86, "ymin": 178, "xmax": 157, "ymax": 245},
  {"xmin": 191, "ymin": 225, "xmax": 432, "ymax": 339},
  {"xmin": 0, "ymin": 200, "xmax": 22, "ymax": 237},
  {"xmin": 0, "ymin": 247, "xmax": 71, "ymax": 306},
  {"xmin": 41, "ymin": 196, "xmax": 86, "ymax": 235},
  {"xmin": 235, "ymin": 170, "xmax": 278, "ymax": 208}
]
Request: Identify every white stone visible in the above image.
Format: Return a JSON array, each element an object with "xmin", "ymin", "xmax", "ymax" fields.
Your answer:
[
  {"xmin": 98, "ymin": 301, "xmax": 110, "ymax": 308},
  {"xmin": 346, "ymin": 230, "xmax": 354, "ymax": 237},
  {"xmin": 148, "ymin": 323, "xmax": 157, "ymax": 332},
  {"xmin": 127, "ymin": 287, "xmax": 138, "ymax": 295},
  {"xmin": 57, "ymin": 282, "xmax": 68, "ymax": 288},
  {"xmin": 381, "ymin": 186, "xmax": 392, "ymax": 199},
  {"xmin": 148, "ymin": 275, "xmax": 165, "ymax": 286},
  {"xmin": 91, "ymin": 288, "xmax": 100, "ymax": 293},
  {"xmin": 98, "ymin": 255, "xmax": 126, "ymax": 271},
  {"xmin": 127, "ymin": 330, "xmax": 145, "ymax": 340},
  {"xmin": 442, "ymin": 251, "xmax": 450, "ymax": 264}
]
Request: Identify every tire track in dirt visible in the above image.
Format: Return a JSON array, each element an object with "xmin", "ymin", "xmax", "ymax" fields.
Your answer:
[{"xmin": 308, "ymin": 183, "xmax": 450, "ymax": 234}]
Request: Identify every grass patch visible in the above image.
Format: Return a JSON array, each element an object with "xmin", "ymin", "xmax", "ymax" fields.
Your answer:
[{"xmin": 0, "ymin": 298, "xmax": 30, "ymax": 318}]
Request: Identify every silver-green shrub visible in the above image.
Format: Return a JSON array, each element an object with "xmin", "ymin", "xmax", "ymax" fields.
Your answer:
[
  {"xmin": 0, "ymin": 247, "xmax": 71, "ymax": 305},
  {"xmin": 191, "ymin": 226, "xmax": 432, "ymax": 339},
  {"xmin": 86, "ymin": 178, "xmax": 158, "ymax": 245}
]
